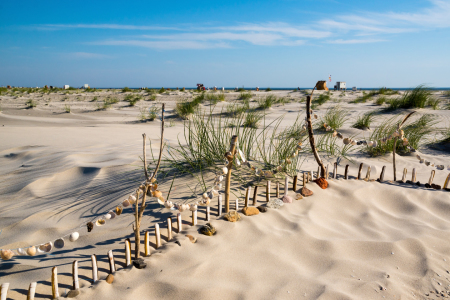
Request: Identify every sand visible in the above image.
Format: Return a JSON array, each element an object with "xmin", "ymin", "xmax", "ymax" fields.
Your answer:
[{"xmin": 1, "ymin": 88, "xmax": 450, "ymax": 299}]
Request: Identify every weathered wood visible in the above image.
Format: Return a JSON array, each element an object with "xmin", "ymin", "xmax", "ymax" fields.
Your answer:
[
  {"xmin": 344, "ymin": 165, "xmax": 349, "ymax": 179},
  {"xmin": 206, "ymin": 206, "xmax": 210, "ymax": 221},
  {"xmin": 125, "ymin": 238, "xmax": 131, "ymax": 267},
  {"xmin": 72, "ymin": 260, "xmax": 79, "ymax": 290},
  {"xmin": 428, "ymin": 170, "xmax": 436, "ymax": 185},
  {"xmin": 192, "ymin": 210, "xmax": 197, "ymax": 226},
  {"xmin": 444, "ymin": 173, "xmax": 450, "ymax": 189},
  {"xmin": 333, "ymin": 162, "xmax": 337, "ymax": 179},
  {"xmin": 284, "ymin": 176, "xmax": 289, "ymax": 196},
  {"xmin": 412, "ymin": 168, "xmax": 417, "ymax": 182},
  {"xmin": 51, "ymin": 267, "xmax": 59, "ymax": 299},
  {"xmin": 91, "ymin": 255, "xmax": 98, "ymax": 283},
  {"xmin": 401, "ymin": 168, "xmax": 407, "ymax": 182},
  {"xmin": 177, "ymin": 213, "xmax": 182, "ymax": 233},
  {"xmin": 252, "ymin": 186, "xmax": 258, "ymax": 206},
  {"xmin": 303, "ymin": 172, "xmax": 306, "ymax": 186},
  {"xmin": 266, "ymin": 180, "xmax": 271, "ymax": 202},
  {"xmin": 276, "ymin": 182, "xmax": 280, "ymax": 198},
  {"xmin": 155, "ymin": 223, "xmax": 161, "ymax": 248},
  {"xmin": 379, "ymin": 166, "xmax": 386, "ymax": 182},
  {"xmin": 235, "ymin": 199, "xmax": 239, "ymax": 211},
  {"xmin": 27, "ymin": 282, "xmax": 37, "ymax": 300},
  {"xmin": 306, "ymin": 94, "xmax": 326, "ymax": 177},
  {"xmin": 325, "ymin": 164, "xmax": 329, "ymax": 179},
  {"xmin": 293, "ymin": 175, "xmax": 298, "ymax": 191},
  {"xmin": 364, "ymin": 166, "xmax": 371, "ymax": 181},
  {"xmin": 225, "ymin": 135, "xmax": 238, "ymax": 213},
  {"xmin": 218, "ymin": 195, "xmax": 223, "ymax": 216},
  {"xmin": 316, "ymin": 166, "xmax": 320, "ymax": 180},
  {"xmin": 357, "ymin": 163, "xmax": 363, "ymax": 180},
  {"xmin": 167, "ymin": 218, "xmax": 173, "ymax": 241},
  {"xmin": 144, "ymin": 231, "xmax": 150, "ymax": 256},
  {"xmin": 108, "ymin": 250, "xmax": 116, "ymax": 273},
  {"xmin": 0, "ymin": 283, "xmax": 9, "ymax": 300},
  {"xmin": 245, "ymin": 187, "xmax": 251, "ymax": 208}
]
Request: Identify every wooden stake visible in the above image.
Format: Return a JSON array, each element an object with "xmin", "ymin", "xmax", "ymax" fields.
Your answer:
[
  {"xmin": 155, "ymin": 223, "xmax": 161, "ymax": 248},
  {"xmin": 252, "ymin": 186, "xmax": 258, "ymax": 206},
  {"xmin": 303, "ymin": 172, "xmax": 306, "ymax": 186},
  {"xmin": 0, "ymin": 283, "xmax": 9, "ymax": 300},
  {"xmin": 379, "ymin": 166, "xmax": 386, "ymax": 182},
  {"xmin": 393, "ymin": 112, "xmax": 416, "ymax": 182},
  {"xmin": 167, "ymin": 218, "xmax": 173, "ymax": 241},
  {"xmin": 325, "ymin": 164, "xmax": 329, "ymax": 179},
  {"xmin": 276, "ymin": 182, "xmax": 280, "ymax": 198},
  {"xmin": 333, "ymin": 162, "xmax": 337, "ymax": 179},
  {"xmin": 218, "ymin": 195, "xmax": 223, "ymax": 216},
  {"xmin": 72, "ymin": 260, "xmax": 79, "ymax": 291},
  {"xmin": 27, "ymin": 282, "xmax": 36, "ymax": 300},
  {"xmin": 266, "ymin": 180, "xmax": 271, "ymax": 202},
  {"xmin": 293, "ymin": 175, "xmax": 298, "ymax": 191},
  {"xmin": 91, "ymin": 255, "xmax": 98, "ymax": 283},
  {"xmin": 357, "ymin": 163, "xmax": 363, "ymax": 180},
  {"xmin": 316, "ymin": 166, "xmax": 320, "ymax": 180},
  {"xmin": 192, "ymin": 210, "xmax": 197, "ymax": 226},
  {"xmin": 412, "ymin": 168, "xmax": 417, "ymax": 183},
  {"xmin": 344, "ymin": 165, "xmax": 349, "ymax": 179},
  {"xmin": 364, "ymin": 166, "xmax": 371, "ymax": 181},
  {"xmin": 144, "ymin": 231, "xmax": 150, "ymax": 256},
  {"xmin": 125, "ymin": 238, "xmax": 131, "ymax": 267},
  {"xmin": 401, "ymin": 168, "xmax": 407, "ymax": 182},
  {"xmin": 108, "ymin": 250, "xmax": 116, "ymax": 273},
  {"xmin": 444, "ymin": 173, "xmax": 450, "ymax": 189},
  {"xmin": 51, "ymin": 267, "xmax": 59, "ymax": 299},
  {"xmin": 245, "ymin": 187, "xmax": 250, "ymax": 208},
  {"xmin": 235, "ymin": 199, "xmax": 239, "ymax": 211},
  {"xmin": 177, "ymin": 213, "xmax": 182, "ymax": 233},
  {"xmin": 306, "ymin": 171, "xmax": 309, "ymax": 183},
  {"xmin": 428, "ymin": 170, "xmax": 435, "ymax": 185},
  {"xmin": 225, "ymin": 135, "xmax": 238, "ymax": 213},
  {"xmin": 206, "ymin": 206, "xmax": 210, "ymax": 221},
  {"xmin": 306, "ymin": 93, "xmax": 326, "ymax": 176},
  {"xmin": 284, "ymin": 176, "xmax": 289, "ymax": 196}
]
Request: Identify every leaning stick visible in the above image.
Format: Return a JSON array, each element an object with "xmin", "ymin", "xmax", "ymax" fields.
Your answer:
[
  {"xmin": 155, "ymin": 223, "xmax": 161, "ymax": 248},
  {"xmin": 144, "ymin": 231, "xmax": 150, "ymax": 256},
  {"xmin": 393, "ymin": 111, "xmax": 416, "ymax": 181},
  {"xmin": 225, "ymin": 135, "xmax": 238, "ymax": 213},
  {"xmin": 344, "ymin": 165, "xmax": 349, "ymax": 179},
  {"xmin": 444, "ymin": 173, "xmax": 450, "ymax": 189},
  {"xmin": 306, "ymin": 90, "xmax": 326, "ymax": 177},
  {"xmin": 91, "ymin": 255, "xmax": 98, "ymax": 283},
  {"xmin": 0, "ymin": 283, "xmax": 9, "ymax": 300},
  {"xmin": 192, "ymin": 210, "xmax": 197, "ymax": 226},
  {"xmin": 357, "ymin": 163, "xmax": 363, "ymax": 180},
  {"xmin": 125, "ymin": 238, "xmax": 131, "ymax": 267},
  {"xmin": 27, "ymin": 282, "xmax": 37, "ymax": 300},
  {"xmin": 276, "ymin": 182, "xmax": 280, "ymax": 198},
  {"xmin": 293, "ymin": 175, "xmax": 298, "ymax": 191},
  {"xmin": 252, "ymin": 186, "xmax": 258, "ymax": 206},
  {"xmin": 364, "ymin": 166, "xmax": 371, "ymax": 181},
  {"xmin": 177, "ymin": 213, "xmax": 182, "ymax": 233},
  {"xmin": 428, "ymin": 170, "xmax": 435, "ymax": 185},
  {"xmin": 72, "ymin": 260, "xmax": 79, "ymax": 291},
  {"xmin": 379, "ymin": 166, "xmax": 386, "ymax": 182},
  {"xmin": 206, "ymin": 206, "xmax": 210, "ymax": 221},
  {"xmin": 266, "ymin": 180, "xmax": 271, "ymax": 202},
  {"xmin": 333, "ymin": 162, "xmax": 337, "ymax": 179},
  {"xmin": 401, "ymin": 168, "xmax": 407, "ymax": 183},
  {"xmin": 108, "ymin": 250, "xmax": 116, "ymax": 273},
  {"xmin": 167, "ymin": 218, "xmax": 173, "ymax": 241},
  {"xmin": 218, "ymin": 195, "xmax": 223, "ymax": 216},
  {"xmin": 51, "ymin": 267, "xmax": 59, "ymax": 299}
]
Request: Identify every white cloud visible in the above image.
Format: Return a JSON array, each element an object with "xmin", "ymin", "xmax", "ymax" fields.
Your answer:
[
  {"xmin": 327, "ymin": 38, "xmax": 386, "ymax": 44},
  {"xmin": 65, "ymin": 52, "xmax": 112, "ymax": 59}
]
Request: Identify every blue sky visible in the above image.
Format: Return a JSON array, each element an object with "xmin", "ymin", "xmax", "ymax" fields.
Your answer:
[{"xmin": 0, "ymin": 0, "xmax": 449, "ymax": 88}]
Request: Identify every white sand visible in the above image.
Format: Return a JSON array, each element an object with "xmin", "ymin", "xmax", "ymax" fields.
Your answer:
[{"xmin": 1, "ymin": 89, "xmax": 450, "ymax": 299}]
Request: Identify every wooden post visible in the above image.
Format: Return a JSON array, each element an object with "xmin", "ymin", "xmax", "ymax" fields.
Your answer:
[
  {"xmin": 245, "ymin": 187, "xmax": 250, "ymax": 208},
  {"xmin": 155, "ymin": 223, "xmax": 161, "ymax": 248},
  {"xmin": 444, "ymin": 173, "xmax": 450, "ymax": 189},
  {"xmin": 333, "ymin": 162, "xmax": 337, "ymax": 179},
  {"xmin": 357, "ymin": 163, "xmax": 363, "ymax": 180},
  {"xmin": 192, "ymin": 210, "xmax": 197, "ymax": 226},
  {"xmin": 0, "ymin": 283, "xmax": 9, "ymax": 300},
  {"xmin": 91, "ymin": 255, "xmax": 98, "ymax": 283},
  {"xmin": 412, "ymin": 168, "xmax": 417, "ymax": 183},
  {"xmin": 393, "ymin": 112, "xmax": 415, "ymax": 182},
  {"xmin": 401, "ymin": 168, "xmax": 407, "ymax": 182},
  {"xmin": 108, "ymin": 250, "xmax": 116, "ymax": 273},
  {"xmin": 206, "ymin": 206, "xmax": 210, "ymax": 221},
  {"xmin": 177, "ymin": 213, "xmax": 182, "ymax": 233},
  {"xmin": 379, "ymin": 166, "xmax": 386, "ymax": 182},
  {"xmin": 306, "ymin": 93, "xmax": 326, "ymax": 177},
  {"xmin": 325, "ymin": 164, "xmax": 329, "ymax": 179},
  {"xmin": 306, "ymin": 171, "xmax": 309, "ymax": 183},
  {"xmin": 276, "ymin": 183, "xmax": 280, "ymax": 198},
  {"xmin": 225, "ymin": 135, "xmax": 238, "ymax": 213},
  {"xmin": 284, "ymin": 176, "xmax": 289, "ymax": 196},
  {"xmin": 364, "ymin": 166, "xmax": 371, "ymax": 181},
  {"xmin": 252, "ymin": 186, "xmax": 258, "ymax": 206},
  {"xmin": 293, "ymin": 175, "xmax": 298, "ymax": 191},
  {"xmin": 144, "ymin": 231, "xmax": 150, "ymax": 256},
  {"xmin": 344, "ymin": 165, "xmax": 349, "ymax": 179},
  {"xmin": 72, "ymin": 260, "xmax": 79, "ymax": 291},
  {"xmin": 266, "ymin": 180, "xmax": 271, "ymax": 202},
  {"xmin": 316, "ymin": 166, "xmax": 320, "ymax": 180},
  {"xmin": 428, "ymin": 170, "xmax": 435, "ymax": 185},
  {"xmin": 303, "ymin": 172, "xmax": 306, "ymax": 186},
  {"xmin": 125, "ymin": 238, "xmax": 131, "ymax": 267},
  {"xmin": 217, "ymin": 195, "xmax": 222, "ymax": 216},
  {"xmin": 51, "ymin": 267, "xmax": 59, "ymax": 299},
  {"xmin": 167, "ymin": 218, "xmax": 173, "ymax": 241},
  {"xmin": 27, "ymin": 282, "xmax": 36, "ymax": 300},
  {"xmin": 235, "ymin": 199, "xmax": 239, "ymax": 211}
]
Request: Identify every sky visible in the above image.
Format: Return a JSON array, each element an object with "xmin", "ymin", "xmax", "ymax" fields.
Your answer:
[{"xmin": 0, "ymin": 0, "xmax": 449, "ymax": 88}]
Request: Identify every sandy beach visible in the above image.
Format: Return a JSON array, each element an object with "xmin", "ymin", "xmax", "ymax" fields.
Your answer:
[{"xmin": 1, "ymin": 88, "xmax": 450, "ymax": 300}]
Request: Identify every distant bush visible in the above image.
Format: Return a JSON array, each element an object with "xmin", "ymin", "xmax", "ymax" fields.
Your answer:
[
  {"xmin": 375, "ymin": 96, "xmax": 387, "ymax": 105},
  {"xmin": 386, "ymin": 85, "xmax": 432, "ymax": 110},
  {"xmin": 240, "ymin": 92, "xmax": 252, "ymax": 100},
  {"xmin": 265, "ymin": 87, "xmax": 272, "ymax": 92},
  {"xmin": 159, "ymin": 87, "xmax": 165, "ymax": 94},
  {"xmin": 237, "ymin": 88, "xmax": 245, "ymax": 92},
  {"xmin": 257, "ymin": 95, "xmax": 277, "ymax": 109},
  {"xmin": 122, "ymin": 87, "xmax": 131, "ymax": 92},
  {"xmin": 26, "ymin": 99, "xmax": 37, "ymax": 108}
]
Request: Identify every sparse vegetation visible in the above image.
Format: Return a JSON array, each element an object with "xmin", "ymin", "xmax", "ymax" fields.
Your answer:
[
  {"xmin": 122, "ymin": 87, "xmax": 131, "ymax": 92},
  {"xmin": 240, "ymin": 92, "xmax": 252, "ymax": 100},
  {"xmin": 352, "ymin": 112, "xmax": 375, "ymax": 130},
  {"xmin": 265, "ymin": 87, "xmax": 272, "ymax": 92},
  {"xmin": 148, "ymin": 94, "xmax": 157, "ymax": 101},
  {"xmin": 243, "ymin": 111, "xmax": 264, "ymax": 128},
  {"xmin": 159, "ymin": 87, "xmax": 165, "ymax": 94},
  {"xmin": 257, "ymin": 95, "xmax": 277, "ymax": 110},
  {"xmin": 376, "ymin": 96, "xmax": 387, "ymax": 105},
  {"xmin": 427, "ymin": 98, "xmax": 440, "ymax": 110},
  {"xmin": 175, "ymin": 97, "xmax": 202, "ymax": 119},
  {"xmin": 311, "ymin": 93, "xmax": 330, "ymax": 109},
  {"xmin": 318, "ymin": 106, "xmax": 347, "ymax": 131},
  {"xmin": 64, "ymin": 105, "xmax": 71, "ymax": 113},
  {"xmin": 386, "ymin": 85, "xmax": 433, "ymax": 110},
  {"xmin": 26, "ymin": 99, "xmax": 37, "ymax": 108}
]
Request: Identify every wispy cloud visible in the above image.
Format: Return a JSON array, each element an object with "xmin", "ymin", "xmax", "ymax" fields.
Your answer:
[
  {"xmin": 64, "ymin": 52, "xmax": 112, "ymax": 59},
  {"xmin": 35, "ymin": 24, "xmax": 180, "ymax": 31},
  {"xmin": 327, "ymin": 38, "xmax": 386, "ymax": 44}
]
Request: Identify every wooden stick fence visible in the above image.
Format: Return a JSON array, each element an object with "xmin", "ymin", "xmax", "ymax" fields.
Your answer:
[
  {"xmin": 91, "ymin": 255, "xmax": 98, "ymax": 283},
  {"xmin": 51, "ymin": 267, "xmax": 59, "ymax": 299},
  {"xmin": 252, "ymin": 186, "xmax": 258, "ymax": 206},
  {"xmin": 225, "ymin": 135, "xmax": 238, "ymax": 213},
  {"xmin": 27, "ymin": 282, "xmax": 36, "ymax": 300}
]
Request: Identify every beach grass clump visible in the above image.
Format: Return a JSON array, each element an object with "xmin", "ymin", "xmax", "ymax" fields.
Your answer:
[
  {"xmin": 226, "ymin": 102, "xmax": 248, "ymax": 117},
  {"xmin": 243, "ymin": 111, "xmax": 264, "ymax": 128},
  {"xmin": 351, "ymin": 91, "xmax": 376, "ymax": 103},
  {"xmin": 122, "ymin": 87, "xmax": 131, "ymax": 93},
  {"xmin": 427, "ymin": 98, "xmax": 440, "ymax": 110},
  {"xmin": 159, "ymin": 87, "xmax": 165, "ymax": 94},
  {"xmin": 352, "ymin": 112, "xmax": 375, "ymax": 130},
  {"xmin": 276, "ymin": 97, "xmax": 290, "ymax": 105},
  {"xmin": 175, "ymin": 97, "xmax": 202, "ymax": 119},
  {"xmin": 376, "ymin": 96, "xmax": 387, "ymax": 105},
  {"xmin": 64, "ymin": 105, "xmax": 71, "ymax": 113},
  {"xmin": 240, "ymin": 92, "xmax": 252, "ymax": 100},
  {"xmin": 26, "ymin": 99, "xmax": 37, "ymax": 108},
  {"xmin": 257, "ymin": 95, "xmax": 277, "ymax": 109},
  {"xmin": 316, "ymin": 132, "xmax": 355, "ymax": 159},
  {"xmin": 237, "ymin": 88, "xmax": 245, "ymax": 92},
  {"xmin": 386, "ymin": 85, "xmax": 432, "ymax": 110},
  {"xmin": 265, "ymin": 87, "xmax": 272, "ymax": 92},
  {"xmin": 311, "ymin": 93, "xmax": 330, "ymax": 109},
  {"xmin": 139, "ymin": 106, "xmax": 159, "ymax": 121},
  {"xmin": 206, "ymin": 93, "xmax": 225, "ymax": 104},
  {"xmin": 318, "ymin": 106, "xmax": 347, "ymax": 131},
  {"xmin": 148, "ymin": 94, "xmax": 157, "ymax": 101}
]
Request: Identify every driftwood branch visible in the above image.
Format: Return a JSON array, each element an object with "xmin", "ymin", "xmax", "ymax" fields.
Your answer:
[
  {"xmin": 393, "ymin": 111, "xmax": 416, "ymax": 181},
  {"xmin": 306, "ymin": 85, "xmax": 325, "ymax": 177}
]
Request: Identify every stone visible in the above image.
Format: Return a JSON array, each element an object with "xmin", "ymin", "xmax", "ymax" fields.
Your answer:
[
  {"xmin": 133, "ymin": 258, "xmax": 147, "ymax": 269},
  {"xmin": 406, "ymin": 180, "xmax": 413, "ymax": 184},
  {"xmin": 224, "ymin": 211, "xmax": 241, "ymax": 222},
  {"xmin": 257, "ymin": 206, "xmax": 267, "ymax": 212},
  {"xmin": 106, "ymin": 274, "xmax": 114, "ymax": 284},
  {"xmin": 314, "ymin": 178, "xmax": 328, "ymax": 189},
  {"xmin": 200, "ymin": 223, "xmax": 216, "ymax": 236},
  {"xmin": 186, "ymin": 234, "xmax": 197, "ymax": 243},
  {"xmin": 416, "ymin": 181, "xmax": 421, "ymax": 186},
  {"xmin": 300, "ymin": 186, "xmax": 313, "ymax": 197},
  {"xmin": 67, "ymin": 290, "xmax": 80, "ymax": 298},
  {"xmin": 295, "ymin": 193, "xmax": 303, "ymax": 200},
  {"xmin": 431, "ymin": 184, "xmax": 441, "ymax": 190},
  {"xmin": 425, "ymin": 183, "xmax": 431, "ymax": 188},
  {"xmin": 267, "ymin": 198, "xmax": 284, "ymax": 209},
  {"xmin": 281, "ymin": 195, "xmax": 292, "ymax": 203},
  {"xmin": 242, "ymin": 207, "xmax": 260, "ymax": 216}
]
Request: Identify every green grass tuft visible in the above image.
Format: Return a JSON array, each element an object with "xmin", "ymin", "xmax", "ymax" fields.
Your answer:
[
  {"xmin": 352, "ymin": 112, "xmax": 375, "ymax": 129},
  {"xmin": 243, "ymin": 111, "xmax": 264, "ymax": 128},
  {"xmin": 257, "ymin": 95, "xmax": 277, "ymax": 109},
  {"xmin": 386, "ymin": 85, "xmax": 432, "ymax": 110},
  {"xmin": 311, "ymin": 94, "xmax": 330, "ymax": 109},
  {"xmin": 318, "ymin": 106, "xmax": 347, "ymax": 131},
  {"xmin": 26, "ymin": 99, "xmax": 37, "ymax": 108}
]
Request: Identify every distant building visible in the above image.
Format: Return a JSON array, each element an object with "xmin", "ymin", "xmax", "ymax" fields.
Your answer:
[
  {"xmin": 352, "ymin": 87, "xmax": 357, "ymax": 91},
  {"xmin": 64, "ymin": 85, "xmax": 70, "ymax": 90},
  {"xmin": 335, "ymin": 82, "xmax": 346, "ymax": 91},
  {"xmin": 84, "ymin": 84, "xmax": 89, "ymax": 89}
]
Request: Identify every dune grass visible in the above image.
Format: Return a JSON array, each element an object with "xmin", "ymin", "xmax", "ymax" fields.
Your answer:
[
  {"xmin": 240, "ymin": 92, "xmax": 252, "ymax": 100},
  {"xmin": 352, "ymin": 112, "xmax": 375, "ymax": 130},
  {"xmin": 386, "ymin": 85, "xmax": 432, "ymax": 110},
  {"xmin": 376, "ymin": 96, "xmax": 387, "ymax": 105},
  {"xmin": 175, "ymin": 96, "xmax": 203, "ymax": 119},
  {"xmin": 257, "ymin": 95, "xmax": 277, "ymax": 109},
  {"xmin": 64, "ymin": 105, "xmax": 71, "ymax": 113},
  {"xmin": 26, "ymin": 99, "xmax": 37, "ymax": 108},
  {"xmin": 427, "ymin": 98, "xmax": 440, "ymax": 110},
  {"xmin": 318, "ymin": 106, "xmax": 347, "ymax": 131},
  {"xmin": 139, "ymin": 106, "xmax": 159, "ymax": 121},
  {"xmin": 243, "ymin": 110, "xmax": 264, "ymax": 128},
  {"xmin": 206, "ymin": 92, "xmax": 225, "ymax": 104},
  {"xmin": 311, "ymin": 93, "xmax": 330, "ymax": 109},
  {"xmin": 265, "ymin": 87, "xmax": 272, "ymax": 92},
  {"xmin": 122, "ymin": 87, "xmax": 131, "ymax": 92}
]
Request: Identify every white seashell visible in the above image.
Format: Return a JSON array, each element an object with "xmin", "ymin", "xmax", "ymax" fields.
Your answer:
[
  {"xmin": 178, "ymin": 204, "xmax": 186, "ymax": 212},
  {"xmin": 189, "ymin": 204, "xmax": 198, "ymax": 211},
  {"xmin": 218, "ymin": 175, "xmax": 224, "ymax": 182},
  {"xmin": 202, "ymin": 192, "xmax": 209, "ymax": 199},
  {"xmin": 122, "ymin": 199, "xmax": 130, "ymax": 207},
  {"xmin": 1, "ymin": 249, "xmax": 14, "ymax": 260},
  {"xmin": 104, "ymin": 213, "xmax": 111, "ymax": 220},
  {"xmin": 157, "ymin": 198, "xmax": 165, "ymax": 205},
  {"xmin": 69, "ymin": 232, "xmax": 79, "ymax": 242},
  {"xmin": 109, "ymin": 211, "xmax": 116, "ymax": 219},
  {"xmin": 222, "ymin": 167, "xmax": 228, "ymax": 174},
  {"xmin": 332, "ymin": 131, "xmax": 337, "ymax": 137},
  {"xmin": 128, "ymin": 198, "xmax": 135, "ymax": 205},
  {"xmin": 212, "ymin": 189, "xmax": 219, "ymax": 196},
  {"xmin": 26, "ymin": 246, "xmax": 36, "ymax": 256},
  {"xmin": 129, "ymin": 195, "xmax": 137, "ymax": 202},
  {"xmin": 343, "ymin": 138, "xmax": 351, "ymax": 145},
  {"xmin": 164, "ymin": 201, "xmax": 174, "ymax": 209},
  {"xmin": 236, "ymin": 158, "xmax": 241, "ymax": 166},
  {"xmin": 372, "ymin": 141, "xmax": 377, "ymax": 147},
  {"xmin": 182, "ymin": 204, "xmax": 190, "ymax": 211},
  {"xmin": 17, "ymin": 248, "xmax": 27, "ymax": 256},
  {"xmin": 96, "ymin": 219, "xmax": 106, "ymax": 226},
  {"xmin": 367, "ymin": 141, "xmax": 373, "ymax": 147},
  {"xmin": 351, "ymin": 140, "xmax": 357, "ymax": 146},
  {"xmin": 437, "ymin": 165, "xmax": 444, "ymax": 170}
]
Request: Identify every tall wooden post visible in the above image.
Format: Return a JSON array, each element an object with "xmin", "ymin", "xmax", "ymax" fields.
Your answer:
[
  {"xmin": 192, "ymin": 210, "xmax": 197, "ymax": 226},
  {"xmin": 293, "ymin": 175, "xmax": 298, "ymax": 191},
  {"xmin": 72, "ymin": 260, "xmax": 79, "ymax": 291},
  {"xmin": 379, "ymin": 166, "xmax": 386, "ymax": 182},
  {"xmin": 167, "ymin": 218, "xmax": 173, "ymax": 241},
  {"xmin": 27, "ymin": 282, "xmax": 37, "ymax": 300},
  {"xmin": 252, "ymin": 186, "xmax": 258, "ymax": 206},
  {"xmin": 276, "ymin": 182, "xmax": 280, "ymax": 198},
  {"xmin": 245, "ymin": 187, "xmax": 250, "ymax": 208},
  {"xmin": 333, "ymin": 162, "xmax": 337, "ymax": 179},
  {"xmin": 51, "ymin": 267, "xmax": 59, "ymax": 299},
  {"xmin": 91, "ymin": 255, "xmax": 98, "ymax": 283},
  {"xmin": 108, "ymin": 250, "xmax": 116, "ymax": 273},
  {"xmin": 155, "ymin": 224, "xmax": 161, "ymax": 248},
  {"xmin": 144, "ymin": 231, "xmax": 150, "ymax": 256},
  {"xmin": 393, "ymin": 111, "xmax": 416, "ymax": 181},
  {"xmin": 0, "ymin": 283, "xmax": 9, "ymax": 300},
  {"xmin": 412, "ymin": 168, "xmax": 417, "ymax": 183},
  {"xmin": 266, "ymin": 180, "xmax": 271, "ymax": 202},
  {"xmin": 218, "ymin": 195, "xmax": 223, "ymax": 216},
  {"xmin": 306, "ymin": 94, "xmax": 325, "ymax": 177},
  {"xmin": 225, "ymin": 135, "xmax": 238, "ymax": 213},
  {"xmin": 206, "ymin": 206, "xmax": 210, "ymax": 221},
  {"xmin": 344, "ymin": 165, "xmax": 349, "ymax": 179},
  {"xmin": 357, "ymin": 163, "xmax": 363, "ymax": 180},
  {"xmin": 177, "ymin": 213, "xmax": 182, "ymax": 233},
  {"xmin": 401, "ymin": 168, "xmax": 407, "ymax": 182},
  {"xmin": 125, "ymin": 239, "xmax": 131, "ymax": 267}
]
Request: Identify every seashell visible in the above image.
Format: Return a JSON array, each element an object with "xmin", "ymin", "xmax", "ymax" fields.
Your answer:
[
  {"xmin": 314, "ymin": 114, "xmax": 318, "ymax": 119},
  {"xmin": 326, "ymin": 126, "xmax": 332, "ymax": 131},
  {"xmin": 343, "ymin": 138, "xmax": 351, "ymax": 145},
  {"xmin": 26, "ymin": 246, "xmax": 36, "ymax": 256},
  {"xmin": 337, "ymin": 133, "xmax": 343, "ymax": 139},
  {"xmin": 109, "ymin": 211, "xmax": 116, "ymax": 219},
  {"xmin": 39, "ymin": 242, "xmax": 52, "ymax": 253},
  {"xmin": 214, "ymin": 185, "xmax": 220, "ymax": 190},
  {"xmin": 36, "ymin": 247, "xmax": 44, "ymax": 253},
  {"xmin": 96, "ymin": 219, "xmax": 106, "ymax": 226},
  {"xmin": 189, "ymin": 204, "xmax": 198, "ymax": 211},
  {"xmin": 128, "ymin": 198, "xmax": 135, "ymax": 205},
  {"xmin": 1, "ymin": 249, "xmax": 14, "ymax": 260},
  {"xmin": 129, "ymin": 195, "xmax": 137, "ymax": 202},
  {"xmin": 264, "ymin": 171, "xmax": 273, "ymax": 177},
  {"xmin": 367, "ymin": 141, "xmax": 374, "ymax": 147},
  {"xmin": 69, "ymin": 232, "xmax": 80, "ymax": 242},
  {"xmin": 104, "ymin": 213, "xmax": 111, "ymax": 220},
  {"xmin": 425, "ymin": 161, "xmax": 430, "ymax": 166},
  {"xmin": 202, "ymin": 192, "xmax": 209, "ymax": 199},
  {"xmin": 87, "ymin": 222, "xmax": 94, "ymax": 232},
  {"xmin": 178, "ymin": 204, "xmax": 186, "ymax": 212},
  {"xmin": 286, "ymin": 159, "xmax": 292, "ymax": 164},
  {"xmin": 236, "ymin": 158, "xmax": 241, "ymax": 166},
  {"xmin": 116, "ymin": 206, "xmax": 123, "ymax": 215},
  {"xmin": 152, "ymin": 184, "xmax": 158, "ymax": 191},
  {"xmin": 211, "ymin": 189, "xmax": 219, "ymax": 196},
  {"xmin": 153, "ymin": 190, "xmax": 163, "ymax": 199},
  {"xmin": 332, "ymin": 131, "xmax": 337, "ymax": 137},
  {"xmin": 238, "ymin": 149, "xmax": 246, "ymax": 162},
  {"xmin": 420, "ymin": 158, "xmax": 424, "ymax": 163},
  {"xmin": 222, "ymin": 167, "xmax": 228, "ymax": 174},
  {"xmin": 207, "ymin": 191, "xmax": 214, "ymax": 199},
  {"xmin": 436, "ymin": 165, "xmax": 444, "ymax": 170},
  {"xmin": 372, "ymin": 141, "xmax": 378, "ymax": 148},
  {"xmin": 277, "ymin": 166, "xmax": 283, "ymax": 171},
  {"xmin": 17, "ymin": 248, "xmax": 27, "ymax": 256},
  {"xmin": 218, "ymin": 175, "xmax": 224, "ymax": 182},
  {"xmin": 156, "ymin": 197, "xmax": 165, "ymax": 205},
  {"xmin": 297, "ymin": 144, "xmax": 302, "ymax": 150},
  {"xmin": 122, "ymin": 199, "xmax": 130, "ymax": 207},
  {"xmin": 351, "ymin": 140, "xmax": 357, "ymax": 146},
  {"xmin": 416, "ymin": 154, "xmax": 421, "ymax": 159},
  {"xmin": 302, "ymin": 125, "xmax": 307, "ymax": 130},
  {"xmin": 54, "ymin": 238, "xmax": 65, "ymax": 249},
  {"xmin": 203, "ymin": 198, "xmax": 211, "ymax": 205},
  {"xmin": 323, "ymin": 123, "xmax": 328, "ymax": 128}
]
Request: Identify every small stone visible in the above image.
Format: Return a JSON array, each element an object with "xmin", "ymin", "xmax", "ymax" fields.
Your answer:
[
  {"xmin": 300, "ymin": 186, "xmax": 313, "ymax": 197},
  {"xmin": 406, "ymin": 180, "xmax": 413, "ymax": 184},
  {"xmin": 67, "ymin": 290, "xmax": 80, "ymax": 298},
  {"xmin": 431, "ymin": 184, "xmax": 441, "ymax": 190},
  {"xmin": 257, "ymin": 206, "xmax": 267, "ymax": 212},
  {"xmin": 314, "ymin": 177, "xmax": 328, "ymax": 189},
  {"xmin": 295, "ymin": 193, "xmax": 303, "ymax": 200},
  {"xmin": 106, "ymin": 274, "xmax": 114, "ymax": 284},
  {"xmin": 242, "ymin": 207, "xmax": 260, "ymax": 216},
  {"xmin": 224, "ymin": 211, "xmax": 241, "ymax": 222},
  {"xmin": 185, "ymin": 234, "xmax": 197, "ymax": 243},
  {"xmin": 267, "ymin": 198, "xmax": 284, "ymax": 209},
  {"xmin": 200, "ymin": 223, "xmax": 216, "ymax": 235},
  {"xmin": 416, "ymin": 181, "xmax": 421, "ymax": 186},
  {"xmin": 133, "ymin": 258, "xmax": 147, "ymax": 269},
  {"xmin": 281, "ymin": 195, "xmax": 292, "ymax": 203},
  {"xmin": 425, "ymin": 183, "xmax": 432, "ymax": 188}
]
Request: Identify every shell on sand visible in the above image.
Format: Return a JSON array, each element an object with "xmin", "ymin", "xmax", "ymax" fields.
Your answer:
[
  {"xmin": 54, "ymin": 238, "xmax": 65, "ymax": 249},
  {"xmin": 39, "ymin": 242, "xmax": 52, "ymax": 253},
  {"xmin": 129, "ymin": 195, "xmax": 137, "ymax": 202},
  {"xmin": 17, "ymin": 248, "xmax": 27, "ymax": 256},
  {"xmin": 26, "ymin": 246, "xmax": 36, "ymax": 256},
  {"xmin": 69, "ymin": 232, "xmax": 80, "ymax": 242},
  {"xmin": 115, "ymin": 206, "xmax": 123, "ymax": 215},
  {"xmin": 343, "ymin": 138, "xmax": 351, "ymax": 145},
  {"xmin": 108, "ymin": 211, "xmax": 116, "ymax": 219},
  {"xmin": 1, "ymin": 249, "xmax": 14, "ymax": 260},
  {"xmin": 153, "ymin": 190, "xmax": 163, "ymax": 198},
  {"xmin": 222, "ymin": 167, "xmax": 228, "ymax": 175},
  {"xmin": 189, "ymin": 204, "xmax": 198, "ymax": 211},
  {"xmin": 96, "ymin": 219, "xmax": 106, "ymax": 226},
  {"xmin": 104, "ymin": 213, "xmax": 111, "ymax": 220},
  {"xmin": 122, "ymin": 199, "xmax": 130, "ymax": 207}
]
